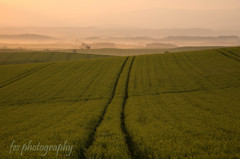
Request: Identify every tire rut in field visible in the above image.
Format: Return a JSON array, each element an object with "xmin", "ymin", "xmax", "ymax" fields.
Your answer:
[
  {"xmin": 66, "ymin": 53, "xmax": 72, "ymax": 61},
  {"xmin": 0, "ymin": 63, "xmax": 54, "ymax": 89},
  {"xmin": 223, "ymin": 49, "xmax": 240, "ymax": 58},
  {"xmin": 218, "ymin": 50, "xmax": 240, "ymax": 62},
  {"xmin": 77, "ymin": 57, "xmax": 129, "ymax": 159},
  {"xmin": 128, "ymin": 85, "xmax": 240, "ymax": 98},
  {"xmin": 47, "ymin": 52, "xmax": 55, "ymax": 61},
  {"xmin": 120, "ymin": 56, "xmax": 148, "ymax": 159}
]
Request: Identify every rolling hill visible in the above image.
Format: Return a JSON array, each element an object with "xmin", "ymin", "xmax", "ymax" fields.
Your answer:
[{"xmin": 0, "ymin": 47, "xmax": 240, "ymax": 158}]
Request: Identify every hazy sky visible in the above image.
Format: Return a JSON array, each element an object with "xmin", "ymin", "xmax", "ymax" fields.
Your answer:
[
  {"xmin": 1, "ymin": 0, "xmax": 240, "ymax": 28},
  {"xmin": 3, "ymin": 0, "xmax": 240, "ymax": 10}
]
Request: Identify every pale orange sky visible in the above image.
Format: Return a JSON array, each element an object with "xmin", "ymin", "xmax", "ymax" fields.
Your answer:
[
  {"xmin": 1, "ymin": 0, "xmax": 240, "ymax": 28},
  {"xmin": 3, "ymin": 0, "xmax": 240, "ymax": 10}
]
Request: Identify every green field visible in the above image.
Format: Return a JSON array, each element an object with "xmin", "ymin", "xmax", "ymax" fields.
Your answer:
[
  {"xmin": 0, "ymin": 52, "xmax": 110, "ymax": 65},
  {"xmin": 0, "ymin": 47, "xmax": 240, "ymax": 158},
  {"xmin": 63, "ymin": 46, "xmax": 224, "ymax": 56}
]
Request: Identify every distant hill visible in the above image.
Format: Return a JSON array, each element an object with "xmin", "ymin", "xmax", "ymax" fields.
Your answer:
[
  {"xmin": 146, "ymin": 43, "xmax": 177, "ymax": 49},
  {"xmin": 162, "ymin": 36, "xmax": 240, "ymax": 41},
  {"xmin": 0, "ymin": 27, "xmax": 220, "ymax": 38},
  {"xmin": 0, "ymin": 34, "xmax": 58, "ymax": 41},
  {"xmin": 160, "ymin": 36, "xmax": 240, "ymax": 46}
]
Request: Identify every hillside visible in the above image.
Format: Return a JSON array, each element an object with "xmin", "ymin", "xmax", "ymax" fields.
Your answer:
[
  {"xmin": 0, "ymin": 52, "xmax": 110, "ymax": 65},
  {"xmin": 0, "ymin": 47, "xmax": 240, "ymax": 158}
]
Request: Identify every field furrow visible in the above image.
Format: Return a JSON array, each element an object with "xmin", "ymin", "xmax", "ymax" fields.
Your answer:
[
  {"xmin": 0, "ymin": 56, "xmax": 129, "ymax": 158},
  {"xmin": 0, "ymin": 100, "xmax": 109, "ymax": 158},
  {"xmin": 0, "ymin": 52, "xmax": 110, "ymax": 65},
  {"xmin": 224, "ymin": 47, "xmax": 240, "ymax": 57},
  {"xmin": 24, "ymin": 52, "xmax": 35, "ymax": 63},
  {"xmin": 224, "ymin": 49, "xmax": 240, "ymax": 58},
  {"xmin": 47, "ymin": 52, "xmax": 55, "ymax": 61},
  {"xmin": 0, "ymin": 63, "xmax": 54, "ymax": 88},
  {"xmin": 218, "ymin": 49, "xmax": 240, "ymax": 62},
  {"xmin": 0, "ymin": 58, "xmax": 126, "ymax": 106},
  {"xmin": 125, "ymin": 49, "xmax": 240, "ymax": 158},
  {"xmin": 0, "ymin": 53, "xmax": 16, "ymax": 65},
  {"xmin": 66, "ymin": 53, "xmax": 71, "ymax": 61}
]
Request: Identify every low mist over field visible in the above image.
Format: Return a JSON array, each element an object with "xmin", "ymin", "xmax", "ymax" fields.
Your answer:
[{"xmin": 0, "ymin": 27, "xmax": 240, "ymax": 50}]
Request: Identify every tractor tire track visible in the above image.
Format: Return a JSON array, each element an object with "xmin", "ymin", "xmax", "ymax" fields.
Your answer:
[
  {"xmin": 77, "ymin": 57, "xmax": 129, "ymax": 159},
  {"xmin": 129, "ymin": 85, "xmax": 240, "ymax": 98},
  {"xmin": 47, "ymin": 52, "xmax": 55, "ymax": 62},
  {"xmin": 66, "ymin": 53, "xmax": 72, "ymax": 61},
  {"xmin": 218, "ymin": 50, "xmax": 240, "ymax": 62},
  {"xmin": 0, "ymin": 63, "xmax": 54, "ymax": 89},
  {"xmin": 223, "ymin": 49, "xmax": 240, "ymax": 58},
  {"xmin": 120, "ymin": 56, "xmax": 148, "ymax": 159}
]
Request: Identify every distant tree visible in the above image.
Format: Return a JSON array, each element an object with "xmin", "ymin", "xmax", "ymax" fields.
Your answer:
[
  {"xmin": 81, "ymin": 43, "xmax": 91, "ymax": 49},
  {"xmin": 73, "ymin": 49, "xmax": 77, "ymax": 53}
]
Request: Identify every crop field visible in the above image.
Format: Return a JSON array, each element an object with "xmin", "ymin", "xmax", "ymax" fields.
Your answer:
[
  {"xmin": 126, "ymin": 48, "xmax": 240, "ymax": 158},
  {"xmin": 66, "ymin": 46, "xmax": 223, "ymax": 56},
  {"xmin": 0, "ymin": 47, "xmax": 240, "ymax": 158},
  {"xmin": 0, "ymin": 52, "xmax": 109, "ymax": 65}
]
